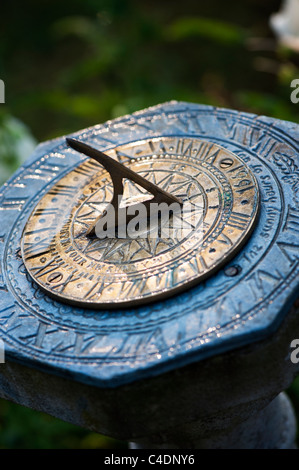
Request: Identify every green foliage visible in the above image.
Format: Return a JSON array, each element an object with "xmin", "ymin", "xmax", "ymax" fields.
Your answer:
[
  {"xmin": 0, "ymin": 113, "xmax": 36, "ymax": 185},
  {"xmin": 165, "ymin": 16, "xmax": 247, "ymax": 44},
  {"xmin": 0, "ymin": 0, "xmax": 297, "ymax": 144},
  {"xmin": 0, "ymin": 398, "xmax": 126, "ymax": 449}
]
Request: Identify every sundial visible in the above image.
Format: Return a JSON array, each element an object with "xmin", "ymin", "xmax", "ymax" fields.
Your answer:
[
  {"xmin": 21, "ymin": 136, "xmax": 259, "ymax": 308},
  {"xmin": 0, "ymin": 101, "xmax": 298, "ymax": 448}
]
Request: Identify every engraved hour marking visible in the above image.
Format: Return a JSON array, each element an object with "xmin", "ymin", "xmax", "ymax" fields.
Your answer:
[
  {"xmin": 148, "ymin": 140, "xmax": 155, "ymax": 153},
  {"xmin": 0, "ymin": 196, "xmax": 29, "ymax": 211},
  {"xmin": 176, "ymin": 138, "xmax": 183, "ymax": 154},
  {"xmin": 204, "ymin": 148, "xmax": 221, "ymax": 165},
  {"xmin": 50, "ymin": 270, "xmax": 82, "ymax": 294},
  {"xmin": 30, "ymin": 255, "xmax": 63, "ymax": 277},
  {"xmin": 34, "ymin": 208, "xmax": 60, "ymax": 216},
  {"xmin": 48, "ymin": 185, "xmax": 77, "ymax": 197},
  {"xmin": 25, "ymin": 227, "xmax": 54, "ymax": 236},
  {"xmin": 277, "ymin": 241, "xmax": 299, "ymax": 265},
  {"xmin": 0, "ymin": 304, "xmax": 16, "ymax": 321},
  {"xmin": 24, "ymin": 161, "xmax": 67, "ymax": 181},
  {"xmin": 283, "ymin": 206, "xmax": 299, "ymax": 233},
  {"xmin": 181, "ymin": 142, "xmax": 193, "ymax": 157},
  {"xmin": 23, "ymin": 237, "xmax": 55, "ymax": 259},
  {"xmin": 227, "ymin": 164, "xmax": 244, "ymax": 174},
  {"xmin": 159, "ymin": 140, "xmax": 167, "ymax": 153},
  {"xmin": 25, "ymin": 249, "xmax": 53, "ymax": 261},
  {"xmin": 235, "ymin": 184, "xmax": 256, "ymax": 195},
  {"xmin": 34, "ymin": 322, "xmax": 49, "ymax": 347},
  {"xmin": 73, "ymin": 160, "xmax": 100, "ymax": 177},
  {"xmin": 218, "ymin": 233, "xmax": 233, "ymax": 246},
  {"xmin": 114, "ymin": 149, "xmax": 133, "ymax": 164},
  {"xmin": 227, "ymin": 212, "xmax": 250, "ymax": 230},
  {"xmin": 84, "ymin": 279, "xmax": 106, "ymax": 300}
]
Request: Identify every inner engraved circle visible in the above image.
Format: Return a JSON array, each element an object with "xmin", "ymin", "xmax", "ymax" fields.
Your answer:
[{"xmin": 72, "ymin": 158, "xmax": 222, "ymax": 263}]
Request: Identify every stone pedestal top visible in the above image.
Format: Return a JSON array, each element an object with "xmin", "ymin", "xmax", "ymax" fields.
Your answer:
[{"xmin": 0, "ymin": 102, "xmax": 298, "ymax": 447}]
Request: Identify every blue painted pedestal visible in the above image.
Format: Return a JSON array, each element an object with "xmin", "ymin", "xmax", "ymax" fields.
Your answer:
[{"xmin": 0, "ymin": 102, "xmax": 298, "ymax": 448}]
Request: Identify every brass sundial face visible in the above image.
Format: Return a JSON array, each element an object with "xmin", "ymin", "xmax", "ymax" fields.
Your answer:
[{"xmin": 21, "ymin": 137, "xmax": 260, "ymax": 308}]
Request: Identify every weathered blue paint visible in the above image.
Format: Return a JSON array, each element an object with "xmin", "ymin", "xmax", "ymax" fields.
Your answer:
[{"xmin": 0, "ymin": 102, "xmax": 298, "ymax": 387}]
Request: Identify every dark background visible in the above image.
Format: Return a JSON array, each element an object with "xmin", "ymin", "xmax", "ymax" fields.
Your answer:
[{"xmin": 0, "ymin": 0, "xmax": 298, "ymax": 448}]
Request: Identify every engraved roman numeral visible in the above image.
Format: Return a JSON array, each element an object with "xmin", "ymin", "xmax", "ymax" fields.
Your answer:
[
  {"xmin": 0, "ymin": 195, "xmax": 29, "ymax": 211},
  {"xmin": 175, "ymin": 138, "xmax": 184, "ymax": 154},
  {"xmin": 218, "ymin": 233, "xmax": 233, "ymax": 246},
  {"xmin": 33, "ymin": 321, "xmax": 48, "ymax": 347},
  {"xmin": 158, "ymin": 140, "xmax": 167, "ymax": 154},
  {"xmin": 19, "ymin": 321, "xmax": 59, "ymax": 348},
  {"xmin": 0, "ymin": 304, "xmax": 26, "ymax": 334},
  {"xmin": 283, "ymin": 206, "xmax": 299, "ymax": 233},
  {"xmin": 181, "ymin": 141, "xmax": 193, "ymax": 157},
  {"xmin": 0, "ymin": 304, "xmax": 16, "ymax": 321},
  {"xmin": 73, "ymin": 160, "xmax": 100, "ymax": 176},
  {"xmin": 203, "ymin": 148, "xmax": 221, "ymax": 165},
  {"xmin": 55, "ymin": 331, "xmax": 86, "ymax": 354},
  {"xmin": 249, "ymin": 132, "xmax": 277, "ymax": 159},
  {"xmin": 121, "ymin": 278, "xmax": 148, "ymax": 298},
  {"xmin": 24, "ymin": 161, "xmax": 67, "ymax": 181},
  {"xmin": 227, "ymin": 211, "xmax": 250, "ymax": 230},
  {"xmin": 33, "ymin": 207, "xmax": 60, "ymax": 216},
  {"xmin": 217, "ymin": 116, "xmax": 238, "ymax": 139},
  {"xmin": 50, "ymin": 270, "xmax": 82, "ymax": 294},
  {"xmin": 227, "ymin": 164, "xmax": 244, "ymax": 174},
  {"xmin": 83, "ymin": 279, "xmax": 107, "ymax": 300},
  {"xmin": 48, "ymin": 184, "xmax": 77, "ymax": 197},
  {"xmin": 0, "ymin": 267, "xmax": 7, "ymax": 291},
  {"xmin": 30, "ymin": 254, "xmax": 63, "ymax": 277},
  {"xmin": 194, "ymin": 142, "xmax": 211, "ymax": 161},
  {"xmin": 235, "ymin": 184, "xmax": 256, "ymax": 195},
  {"xmin": 23, "ymin": 238, "xmax": 55, "ymax": 259},
  {"xmin": 148, "ymin": 140, "xmax": 156, "ymax": 153},
  {"xmin": 189, "ymin": 256, "xmax": 204, "ymax": 275},
  {"xmin": 247, "ymin": 269, "xmax": 283, "ymax": 298},
  {"xmin": 25, "ymin": 226, "xmax": 54, "ymax": 236},
  {"xmin": 114, "ymin": 149, "xmax": 133, "ymax": 164},
  {"xmin": 214, "ymin": 296, "xmax": 242, "ymax": 319},
  {"xmin": 277, "ymin": 241, "xmax": 299, "ymax": 265}
]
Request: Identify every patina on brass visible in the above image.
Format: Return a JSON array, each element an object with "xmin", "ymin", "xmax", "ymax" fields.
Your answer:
[{"xmin": 21, "ymin": 137, "xmax": 260, "ymax": 308}]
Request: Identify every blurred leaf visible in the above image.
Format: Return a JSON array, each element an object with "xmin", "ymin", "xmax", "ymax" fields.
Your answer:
[
  {"xmin": 52, "ymin": 16, "xmax": 101, "ymax": 43},
  {"xmin": 236, "ymin": 90, "xmax": 299, "ymax": 123},
  {"xmin": 0, "ymin": 114, "xmax": 37, "ymax": 184},
  {"xmin": 278, "ymin": 62, "xmax": 299, "ymax": 85},
  {"xmin": 165, "ymin": 16, "xmax": 247, "ymax": 45}
]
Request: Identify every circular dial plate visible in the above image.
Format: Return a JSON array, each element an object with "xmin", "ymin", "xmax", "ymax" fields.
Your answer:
[{"xmin": 21, "ymin": 137, "xmax": 260, "ymax": 307}]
